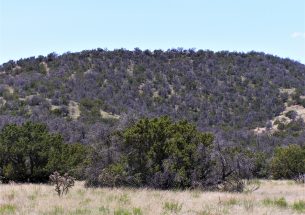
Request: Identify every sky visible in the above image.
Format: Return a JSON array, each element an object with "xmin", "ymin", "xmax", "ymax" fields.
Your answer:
[{"xmin": 0, "ymin": 0, "xmax": 304, "ymax": 64}]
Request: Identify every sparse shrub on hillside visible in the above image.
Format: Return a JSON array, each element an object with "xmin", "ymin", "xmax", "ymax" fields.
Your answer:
[
  {"xmin": 285, "ymin": 110, "xmax": 297, "ymax": 120},
  {"xmin": 79, "ymin": 98, "xmax": 105, "ymax": 123},
  {"xmin": 50, "ymin": 106, "xmax": 69, "ymax": 117},
  {"xmin": 277, "ymin": 122, "xmax": 286, "ymax": 130},
  {"xmin": 27, "ymin": 95, "xmax": 44, "ymax": 106}
]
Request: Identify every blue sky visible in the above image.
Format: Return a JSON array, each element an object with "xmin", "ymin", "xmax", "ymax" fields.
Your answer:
[{"xmin": 0, "ymin": 0, "xmax": 304, "ymax": 64}]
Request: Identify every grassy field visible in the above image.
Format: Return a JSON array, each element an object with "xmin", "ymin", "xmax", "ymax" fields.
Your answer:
[{"xmin": 0, "ymin": 180, "xmax": 304, "ymax": 215}]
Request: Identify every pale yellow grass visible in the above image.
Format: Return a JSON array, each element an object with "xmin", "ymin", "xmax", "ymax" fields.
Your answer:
[
  {"xmin": 68, "ymin": 101, "xmax": 81, "ymax": 120},
  {"xmin": 0, "ymin": 180, "xmax": 304, "ymax": 215}
]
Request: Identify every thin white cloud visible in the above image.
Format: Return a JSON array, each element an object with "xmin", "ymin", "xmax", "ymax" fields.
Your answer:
[{"xmin": 291, "ymin": 32, "xmax": 305, "ymax": 39}]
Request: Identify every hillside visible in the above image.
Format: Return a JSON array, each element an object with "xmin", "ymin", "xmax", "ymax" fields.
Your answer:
[{"xmin": 0, "ymin": 49, "xmax": 305, "ymax": 147}]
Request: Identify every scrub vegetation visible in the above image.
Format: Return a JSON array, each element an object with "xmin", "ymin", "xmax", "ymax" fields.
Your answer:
[{"xmin": 0, "ymin": 49, "xmax": 305, "ymax": 214}]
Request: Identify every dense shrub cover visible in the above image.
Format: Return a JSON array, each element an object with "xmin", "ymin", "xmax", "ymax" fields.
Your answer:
[
  {"xmin": 86, "ymin": 117, "xmax": 254, "ymax": 190},
  {"xmin": 0, "ymin": 49, "xmax": 304, "ymax": 147},
  {"xmin": 0, "ymin": 122, "xmax": 89, "ymax": 182},
  {"xmin": 0, "ymin": 49, "xmax": 305, "ymax": 183},
  {"xmin": 0, "ymin": 117, "xmax": 303, "ymax": 187},
  {"xmin": 121, "ymin": 117, "xmax": 214, "ymax": 189}
]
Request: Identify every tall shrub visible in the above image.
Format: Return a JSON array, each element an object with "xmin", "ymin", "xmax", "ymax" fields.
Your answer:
[
  {"xmin": 95, "ymin": 116, "xmax": 215, "ymax": 189},
  {"xmin": 0, "ymin": 122, "xmax": 88, "ymax": 182},
  {"xmin": 271, "ymin": 144, "xmax": 305, "ymax": 179}
]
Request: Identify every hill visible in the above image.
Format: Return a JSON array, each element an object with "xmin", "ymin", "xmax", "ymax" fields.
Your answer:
[{"xmin": 0, "ymin": 49, "xmax": 305, "ymax": 148}]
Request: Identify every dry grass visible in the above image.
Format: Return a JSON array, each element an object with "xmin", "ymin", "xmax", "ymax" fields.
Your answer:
[
  {"xmin": 0, "ymin": 180, "xmax": 304, "ymax": 215},
  {"xmin": 68, "ymin": 101, "xmax": 81, "ymax": 120}
]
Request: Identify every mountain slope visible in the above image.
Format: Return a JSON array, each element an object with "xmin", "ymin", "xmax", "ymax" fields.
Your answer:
[{"xmin": 0, "ymin": 49, "xmax": 305, "ymax": 144}]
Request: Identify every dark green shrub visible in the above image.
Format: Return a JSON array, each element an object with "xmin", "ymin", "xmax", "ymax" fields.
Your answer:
[
  {"xmin": 96, "ymin": 116, "xmax": 214, "ymax": 189},
  {"xmin": 79, "ymin": 98, "xmax": 105, "ymax": 123},
  {"xmin": 277, "ymin": 122, "xmax": 286, "ymax": 130},
  {"xmin": 61, "ymin": 143, "xmax": 91, "ymax": 179},
  {"xmin": 50, "ymin": 106, "xmax": 69, "ymax": 117},
  {"xmin": 271, "ymin": 145, "xmax": 305, "ymax": 179},
  {"xmin": 252, "ymin": 152, "xmax": 270, "ymax": 178},
  {"xmin": 285, "ymin": 110, "xmax": 297, "ymax": 120},
  {"xmin": 0, "ymin": 122, "xmax": 89, "ymax": 182}
]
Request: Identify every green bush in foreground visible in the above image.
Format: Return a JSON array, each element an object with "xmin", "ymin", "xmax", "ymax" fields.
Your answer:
[
  {"xmin": 293, "ymin": 200, "xmax": 305, "ymax": 213},
  {"xmin": 96, "ymin": 116, "xmax": 214, "ymax": 189},
  {"xmin": 262, "ymin": 197, "xmax": 288, "ymax": 208},
  {"xmin": 271, "ymin": 144, "xmax": 305, "ymax": 179},
  {"xmin": 0, "ymin": 204, "xmax": 16, "ymax": 215},
  {"xmin": 0, "ymin": 122, "xmax": 89, "ymax": 182}
]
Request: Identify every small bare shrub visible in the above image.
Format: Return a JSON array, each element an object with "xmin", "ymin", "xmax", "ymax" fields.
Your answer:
[
  {"xmin": 294, "ymin": 173, "xmax": 305, "ymax": 184},
  {"xmin": 218, "ymin": 176, "xmax": 260, "ymax": 193},
  {"xmin": 218, "ymin": 175, "xmax": 245, "ymax": 192},
  {"xmin": 243, "ymin": 180, "xmax": 260, "ymax": 193},
  {"xmin": 49, "ymin": 171, "xmax": 75, "ymax": 197}
]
